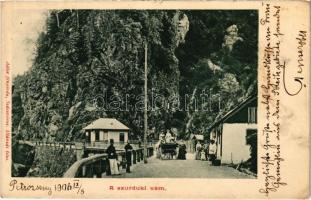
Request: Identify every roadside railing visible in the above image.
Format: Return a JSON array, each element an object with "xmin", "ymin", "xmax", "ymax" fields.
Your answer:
[
  {"xmin": 129, "ymin": 140, "xmax": 158, "ymax": 146},
  {"xmin": 18, "ymin": 140, "xmax": 76, "ymax": 149},
  {"xmin": 18, "ymin": 140, "xmax": 157, "ymax": 150},
  {"xmin": 63, "ymin": 146, "xmax": 154, "ymax": 178},
  {"xmin": 63, "ymin": 153, "xmax": 108, "ymax": 178}
]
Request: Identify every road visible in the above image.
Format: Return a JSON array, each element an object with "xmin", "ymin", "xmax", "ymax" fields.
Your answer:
[{"xmin": 113, "ymin": 153, "xmax": 254, "ymax": 178}]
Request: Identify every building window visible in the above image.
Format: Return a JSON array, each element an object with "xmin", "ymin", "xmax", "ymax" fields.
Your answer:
[
  {"xmin": 104, "ymin": 131, "xmax": 108, "ymax": 142},
  {"xmin": 95, "ymin": 130, "xmax": 100, "ymax": 141},
  {"xmin": 248, "ymin": 107, "xmax": 257, "ymax": 123},
  {"xmin": 119, "ymin": 132, "xmax": 125, "ymax": 143},
  {"xmin": 85, "ymin": 131, "xmax": 91, "ymax": 142}
]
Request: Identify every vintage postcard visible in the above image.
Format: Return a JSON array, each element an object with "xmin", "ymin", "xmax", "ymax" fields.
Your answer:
[{"xmin": 0, "ymin": 0, "xmax": 309, "ymax": 198}]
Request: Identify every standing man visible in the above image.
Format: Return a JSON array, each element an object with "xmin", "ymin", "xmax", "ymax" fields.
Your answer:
[
  {"xmin": 209, "ymin": 139, "xmax": 217, "ymax": 165},
  {"xmin": 195, "ymin": 141, "xmax": 202, "ymax": 160},
  {"xmin": 177, "ymin": 144, "xmax": 187, "ymax": 160},
  {"xmin": 124, "ymin": 142, "xmax": 133, "ymax": 173},
  {"xmin": 107, "ymin": 139, "xmax": 120, "ymax": 175},
  {"xmin": 203, "ymin": 140, "xmax": 209, "ymax": 161}
]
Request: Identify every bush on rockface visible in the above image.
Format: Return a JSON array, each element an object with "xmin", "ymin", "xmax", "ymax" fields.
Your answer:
[
  {"xmin": 27, "ymin": 146, "xmax": 76, "ymax": 177},
  {"xmin": 245, "ymin": 132, "xmax": 257, "ymax": 173},
  {"xmin": 12, "ymin": 141, "xmax": 36, "ymax": 177}
]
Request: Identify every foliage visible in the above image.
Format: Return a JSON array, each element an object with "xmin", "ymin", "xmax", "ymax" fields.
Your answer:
[
  {"xmin": 12, "ymin": 10, "xmax": 258, "ymax": 141},
  {"xmin": 12, "ymin": 88, "xmax": 24, "ymax": 132},
  {"xmin": 246, "ymin": 132, "xmax": 257, "ymax": 173},
  {"xmin": 27, "ymin": 146, "xmax": 76, "ymax": 177}
]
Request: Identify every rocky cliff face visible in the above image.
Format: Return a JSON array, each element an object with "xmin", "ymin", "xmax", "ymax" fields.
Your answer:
[
  {"xmin": 12, "ymin": 141, "xmax": 35, "ymax": 176},
  {"xmin": 12, "ymin": 141, "xmax": 76, "ymax": 177},
  {"xmin": 13, "ymin": 10, "xmax": 258, "ymax": 141}
]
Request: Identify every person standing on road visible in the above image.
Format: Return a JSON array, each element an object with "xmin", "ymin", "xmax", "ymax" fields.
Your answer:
[
  {"xmin": 203, "ymin": 140, "xmax": 209, "ymax": 161},
  {"xmin": 195, "ymin": 141, "xmax": 202, "ymax": 160},
  {"xmin": 177, "ymin": 143, "xmax": 187, "ymax": 160},
  {"xmin": 107, "ymin": 139, "xmax": 120, "ymax": 175},
  {"xmin": 208, "ymin": 139, "xmax": 217, "ymax": 164},
  {"xmin": 124, "ymin": 142, "xmax": 133, "ymax": 173}
]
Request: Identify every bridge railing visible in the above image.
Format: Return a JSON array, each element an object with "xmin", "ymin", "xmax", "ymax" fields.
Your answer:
[
  {"xmin": 19, "ymin": 140, "xmax": 157, "ymax": 150},
  {"xmin": 63, "ymin": 153, "xmax": 107, "ymax": 177},
  {"xmin": 129, "ymin": 139, "xmax": 158, "ymax": 146},
  {"xmin": 63, "ymin": 146, "xmax": 154, "ymax": 178},
  {"xmin": 16, "ymin": 140, "xmax": 77, "ymax": 150}
]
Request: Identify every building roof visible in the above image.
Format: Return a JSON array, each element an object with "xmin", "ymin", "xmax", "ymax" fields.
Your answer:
[
  {"xmin": 190, "ymin": 134, "xmax": 204, "ymax": 140},
  {"xmin": 208, "ymin": 95, "xmax": 257, "ymax": 131},
  {"xmin": 83, "ymin": 118, "xmax": 129, "ymax": 131}
]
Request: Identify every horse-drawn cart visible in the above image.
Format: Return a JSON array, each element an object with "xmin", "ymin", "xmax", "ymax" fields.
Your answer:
[{"xmin": 158, "ymin": 142, "xmax": 178, "ymax": 160}]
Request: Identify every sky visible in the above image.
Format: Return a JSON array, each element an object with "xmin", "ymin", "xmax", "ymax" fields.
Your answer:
[{"xmin": 11, "ymin": 9, "xmax": 48, "ymax": 77}]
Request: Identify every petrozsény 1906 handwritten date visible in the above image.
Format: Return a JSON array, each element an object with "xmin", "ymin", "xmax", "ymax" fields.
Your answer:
[{"xmin": 9, "ymin": 179, "xmax": 85, "ymax": 196}]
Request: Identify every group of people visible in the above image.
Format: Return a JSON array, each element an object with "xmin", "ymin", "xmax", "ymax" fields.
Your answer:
[
  {"xmin": 106, "ymin": 135, "xmax": 217, "ymax": 175},
  {"xmin": 106, "ymin": 139, "xmax": 134, "ymax": 176},
  {"xmin": 195, "ymin": 139, "xmax": 217, "ymax": 163},
  {"xmin": 159, "ymin": 129, "xmax": 177, "ymax": 143}
]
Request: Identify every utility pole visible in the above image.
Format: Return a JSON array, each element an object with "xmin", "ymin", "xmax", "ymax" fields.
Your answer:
[
  {"xmin": 209, "ymin": 88, "xmax": 212, "ymax": 111},
  {"xmin": 218, "ymin": 94, "xmax": 221, "ymax": 111},
  {"xmin": 144, "ymin": 42, "xmax": 148, "ymax": 164}
]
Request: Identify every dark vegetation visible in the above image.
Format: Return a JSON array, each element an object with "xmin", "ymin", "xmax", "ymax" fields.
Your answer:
[
  {"xmin": 12, "ymin": 10, "xmax": 258, "ymax": 176},
  {"xmin": 12, "ymin": 141, "xmax": 35, "ymax": 176},
  {"xmin": 27, "ymin": 146, "xmax": 76, "ymax": 177},
  {"xmin": 12, "ymin": 10, "xmax": 258, "ymax": 142},
  {"xmin": 12, "ymin": 141, "xmax": 76, "ymax": 177}
]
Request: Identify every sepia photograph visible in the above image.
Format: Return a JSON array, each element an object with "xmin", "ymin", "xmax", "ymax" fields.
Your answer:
[
  {"xmin": 1, "ymin": 0, "xmax": 310, "ymax": 198},
  {"xmin": 11, "ymin": 9, "xmax": 259, "ymax": 179}
]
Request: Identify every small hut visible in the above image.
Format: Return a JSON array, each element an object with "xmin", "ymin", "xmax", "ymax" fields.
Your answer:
[
  {"xmin": 208, "ymin": 95, "xmax": 257, "ymax": 164},
  {"xmin": 83, "ymin": 118, "xmax": 129, "ymax": 143}
]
